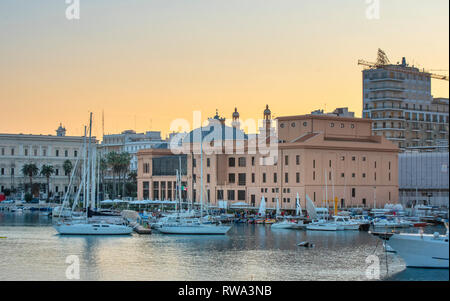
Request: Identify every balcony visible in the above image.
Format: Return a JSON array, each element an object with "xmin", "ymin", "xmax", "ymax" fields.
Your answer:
[
  {"xmin": 372, "ymin": 127, "xmax": 405, "ymax": 131},
  {"xmin": 368, "ymin": 97, "xmax": 405, "ymax": 102},
  {"xmin": 369, "ymin": 86, "xmax": 405, "ymax": 92},
  {"xmin": 371, "ymin": 116, "xmax": 405, "ymax": 121}
]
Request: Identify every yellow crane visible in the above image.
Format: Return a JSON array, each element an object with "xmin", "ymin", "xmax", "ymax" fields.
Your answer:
[{"xmin": 358, "ymin": 48, "xmax": 449, "ymax": 81}]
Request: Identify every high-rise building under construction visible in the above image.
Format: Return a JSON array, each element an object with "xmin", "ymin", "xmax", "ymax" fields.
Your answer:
[{"xmin": 361, "ymin": 55, "xmax": 449, "ymax": 151}]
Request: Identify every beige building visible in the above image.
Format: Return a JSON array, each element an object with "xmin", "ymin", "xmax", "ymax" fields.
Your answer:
[
  {"xmin": 0, "ymin": 124, "xmax": 97, "ymax": 199},
  {"xmin": 362, "ymin": 57, "xmax": 449, "ymax": 151},
  {"xmin": 137, "ymin": 107, "xmax": 399, "ymax": 210}
]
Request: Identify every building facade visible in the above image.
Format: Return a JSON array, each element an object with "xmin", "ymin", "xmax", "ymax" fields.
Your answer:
[
  {"xmin": 399, "ymin": 151, "xmax": 449, "ymax": 208},
  {"xmin": 362, "ymin": 57, "xmax": 449, "ymax": 151},
  {"xmin": 0, "ymin": 124, "xmax": 97, "ymax": 199},
  {"xmin": 137, "ymin": 107, "xmax": 400, "ymax": 210},
  {"xmin": 100, "ymin": 130, "xmax": 168, "ymax": 171}
]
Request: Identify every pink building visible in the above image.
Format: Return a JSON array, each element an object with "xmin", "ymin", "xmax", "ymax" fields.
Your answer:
[{"xmin": 137, "ymin": 107, "xmax": 399, "ymax": 210}]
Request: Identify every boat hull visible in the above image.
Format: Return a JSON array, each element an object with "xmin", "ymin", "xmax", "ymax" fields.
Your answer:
[
  {"xmin": 54, "ymin": 224, "xmax": 133, "ymax": 235},
  {"xmin": 271, "ymin": 222, "xmax": 296, "ymax": 229},
  {"xmin": 306, "ymin": 224, "xmax": 344, "ymax": 231},
  {"xmin": 387, "ymin": 234, "xmax": 449, "ymax": 268},
  {"xmin": 158, "ymin": 225, "xmax": 231, "ymax": 235}
]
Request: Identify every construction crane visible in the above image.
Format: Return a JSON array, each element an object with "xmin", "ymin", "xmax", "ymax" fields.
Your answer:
[{"xmin": 358, "ymin": 48, "xmax": 449, "ymax": 81}]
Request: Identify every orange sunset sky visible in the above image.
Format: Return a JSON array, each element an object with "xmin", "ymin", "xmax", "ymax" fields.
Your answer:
[{"xmin": 0, "ymin": 0, "xmax": 448, "ymax": 140}]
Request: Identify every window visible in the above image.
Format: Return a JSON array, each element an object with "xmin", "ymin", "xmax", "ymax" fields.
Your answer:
[
  {"xmin": 238, "ymin": 173, "xmax": 246, "ymax": 186},
  {"xmin": 330, "ymin": 123, "xmax": 334, "ymax": 127},
  {"xmin": 285, "ymin": 173, "xmax": 289, "ymax": 183},
  {"xmin": 340, "ymin": 123, "xmax": 344, "ymax": 128},
  {"xmin": 74, "ymin": 150, "xmax": 77, "ymax": 157},
  {"xmin": 1, "ymin": 148, "xmax": 4, "ymax": 156},
  {"xmin": 362, "ymin": 198, "xmax": 366, "ymax": 206},
  {"xmin": 262, "ymin": 173, "xmax": 266, "ymax": 183},
  {"xmin": 303, "ymin": 122, "xmax": 307, "ymax": 126},
  {"xmin": 228, "ymin": 173, "xmax": 235, "ymax": 184},
  {"xmin": 228, "ymin": 157, "xmax": 235, "ymax": 167},
  {"xmin": 55, "ymin": 150, "xmax": 59, "ymax": 157},
  {"xmin": 1, "ymin": 168, "xmax": 4, "ymax": 175},
  {"xmin": 329, "ymin": 160, "xmax": 331, "ymax": 167},
  {"xmin": 389, "ymin": 161, "xmax": 391, "ymax": 170},
  {"xmin": 362, "ymin": 173, "xmax": 366, "ymax": 178},
  {"xmin": 341, "ymin": 173, "xmax": 345, "ymax": 178},
  {"xmin": 11, "ymin": 148, "xmax": 14, "ymax": 156},
  {"xmin": 352, "ymin": 173, "xmax": 355, "ymax": 178},
  {"xmin": 313, "ymin": 160, "xmax": 315, "ymax": 168},
  {"xmin": 352, "ymin": 188, "xmax": 356, "ymax": 198},
  {"xmin": 192, "ymin": 158, "xmax": 196, "ymax": 168},
  {"xmin": 24, "ymin": 149, "xmax": 28, "ymax": 156},
  {"xmin": 374, "ymin": 161, "xmax": 377, "ymax": 168},
  {"xmin": 340, "ymin": 156, "xmax": 345, "ymax": 161},
  {"xmin": 251, "ymin": 157, "xmax": 255, "ymax": 166},
  {"xmin": 11, "ymin": 168, "xmax": 14, "ymax": 175},
  {"xmin": 313, "ymin": 171, "xmax": 315, "ymax": 180},
  {"xmin": 238, "ymin": 157, "xmax": 246, "ymax": 167},
  {"xmin": 296, "ymin": 172, "xmax": 300, "ymax": 183},
  {"xmin": 273, "ymin": 173, "xmax": 277, "ymax": 183},
  {"xmin": 207, "ymin": 158, "xmax": 210, "ymax": 167},
  {"xmin": 217, "ymin": 190, "xmax": 224, "ymax": 200},
  {"xmin": 65, "ymin": 150, "xmax": 68, "ymax": 157},
  {"xmin": 362, "ymin": 157, "xmax": 366, "ymax": 161},
  {"xmin": 207, "ymin": 174, "xmax": 210, "ymax": 183},
  {"xmin": 252, "ymin": 173, "xmax": 255, "ymax": 183},
  {"xmin": 55, "ymin": 169, "xmax": 59, "ymax": 176},
  {"xmin": 193, "ymin": 174, "xmax": 196, "ymax": 183},
  {"xmin": 352, "ymin": 156, "xmax": 356, "ymax": 161},
  {"xmin": 285, "ymin": 155, "xmax": 289, "ymax": 165},
  {"xmin": 143, "ymin": 163, "xmax": 150, "ymax": 174},
  {"xmin": 296, "ymin": 155, "xmax": 300, "ymax": 165},
  {"xmin": 227, "ymin": 190, "xmax": 235, "ymax": 201},
  {"xmin": 238, "ymin": 190, "xmax": 246, "ymax": 201}
]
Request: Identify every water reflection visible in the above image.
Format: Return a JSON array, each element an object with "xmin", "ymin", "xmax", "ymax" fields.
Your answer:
[{"xmin": 0, "ymin": 213, "xmax": 448, "ymax": 281}]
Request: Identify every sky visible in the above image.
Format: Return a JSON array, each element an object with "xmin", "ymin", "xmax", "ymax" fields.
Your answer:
[{"xmin": 0, "ymin": 0, "xmax": 448, "ymax": 139}]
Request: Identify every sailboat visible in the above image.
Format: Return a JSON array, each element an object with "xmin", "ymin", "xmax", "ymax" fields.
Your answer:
[
  {"xmin": 271, "ymin": 198, "xmax": 296, "ymax": 229},
  {"xmin": 305, "ymin": 194, "xmax": 344, "ymax": 231},
  {"xmin": 54, "ymin": 113, "xmax": 132, "ymax": 235},
  {"xmin": 158, "ymin": 128, "xmax": 231, "ymax": 235}
]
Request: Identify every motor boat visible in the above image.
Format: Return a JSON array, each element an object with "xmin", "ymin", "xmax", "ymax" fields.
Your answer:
[
  {"xmin": 306, "ymin": 219, "xmax": 344, "ymax": 231},
  {"xmin": 372, "ymin": 224, "xmax": 449, "ymax": 268},
  {"xmin": 54, "ymin": 221, "xmax": 133, "ymax": 235},
  {"xmin": 271, "ymin": 220, "xmax": 297, "ymax": 229},
  {"xmin": 158, "ymin": 218, "xmax": 231, "ymax": 235},
  {"xmin": 333, "ymin": 216, "xmax": 360, "ymax": 230},
  {"xmin": 373, "ymin": 218, "xmax": 411, "ymax": 228}
]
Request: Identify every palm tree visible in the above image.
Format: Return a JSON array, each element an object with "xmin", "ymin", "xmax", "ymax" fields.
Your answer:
[
  {"xmin": 40, "ymin": 165, "xmax": 54, "ymax": 200},
  {"xmin": 119, "ymin": 152, "xmax": 131, "ymax": 197},
  {"xmin": 99, "ymin": 157, "xmax": 108, "ymax": 200},
  {"xmin": 106, "ymin": 152, "xmax": 121, "ymax": 198},
  {"xmin": 63, "ymin": 160, "xmax": 73, "ymax": 185},
  {"xmin": 21, "ymin": 163, "xmax": 39, "ymax": 194}
]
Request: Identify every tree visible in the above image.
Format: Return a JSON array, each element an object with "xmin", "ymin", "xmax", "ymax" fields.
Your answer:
[
  {"xmin": 40, "ymin": 165, "xmax": 54, "ymax": 200},
  {"xmin": 106, "ymin": 152, "xmax": 121, "ymax": 198},
  {"xmin": 21, "ymin": 163, "xmax": 39, "ymax": 195},
  {"xmin": 119, "ymin": 152, "xmax": 131, "ymax": 197},
  {"xmin": 63, "ymin": 160, "xmax": 73, "ymax": 185},
  {"xmin": 99, "ymin": 157, "xmax": 108, "ymax": 200}
]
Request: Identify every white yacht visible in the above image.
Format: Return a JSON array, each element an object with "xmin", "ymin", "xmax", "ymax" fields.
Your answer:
[
  {"xmin": 271, "ymin": 220, "xmax": 297, "ymax": 229},
  {"xmin": 333, "ymin": 216, "xmax": 360, "ymax": 230},
  {"xmin": 306, "ymin": 219, "xmax": 344, "ymax": 231},
  {"xmin": 373, "ymin": 218, "xmax": 411, "ymax": 229},
  {"xmin": 375, "ymin": 225, "xmax": 449, "ymax": 268},
  {"xmin": 158, "ymin": 218, "xmax": 231, "ymax": 235},
  {"xmin": 53, "ymin": 113, "xmax": 133, "ymax": 236},
  {"xmin": 54, "ymin": 222, "xmax": 132, "ymax": 235}
]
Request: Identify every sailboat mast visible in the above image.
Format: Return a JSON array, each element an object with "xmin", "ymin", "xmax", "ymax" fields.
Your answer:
[
  {"xmin": 82, "ymin": 126, "xmax": 87, "ymax": 209},
  {"xmin": 200, "ymin": 128, "xmax": 203, "ymax": 222},
  {"xmin": 86, "ymin": 113, "xmax": 93, "ymax": 216}
]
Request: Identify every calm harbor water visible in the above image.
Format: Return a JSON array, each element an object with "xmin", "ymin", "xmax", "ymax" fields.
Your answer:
[{"xmin": 0, "ymin": 212, "xmax": 448, "ymax": 281}]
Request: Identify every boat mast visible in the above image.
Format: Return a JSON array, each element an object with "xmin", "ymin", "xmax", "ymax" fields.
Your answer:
[
  {"xmin": 86, "ymin": 113, "xmax": 93, "ymax": 218},
  {"xmin": 200, "ymin": 126, "xmax": 203, "ymax": 223},
  {"xmin": 324, "ymin": 168, "xmax": 328, "ymax": 221},
  {"xmin": 82, "ymin": 126, "xmax": 87, "ymax": 209}
]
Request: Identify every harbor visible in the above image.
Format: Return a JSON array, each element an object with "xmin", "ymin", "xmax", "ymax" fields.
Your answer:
[{"xmin": 0, "ymin": 211, "xmax": 448, "ymax": 281}]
